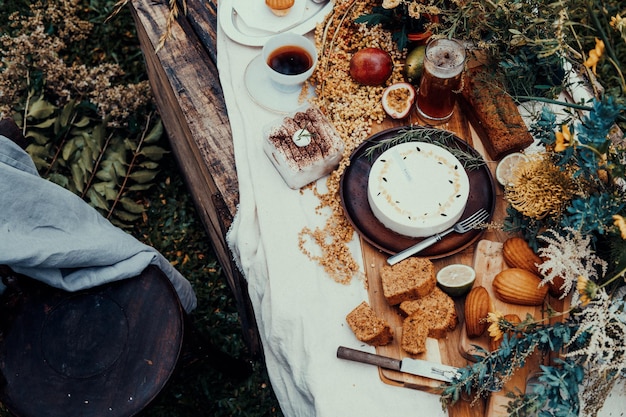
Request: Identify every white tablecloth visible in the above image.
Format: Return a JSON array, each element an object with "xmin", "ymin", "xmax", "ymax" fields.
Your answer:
[
  {"xmin": 216, "ymin": 18, "xmax": 625, "ymax": 417},
  {"xmin": 216, "ymin": 25, "xmax": 447, "ymax": 417}
]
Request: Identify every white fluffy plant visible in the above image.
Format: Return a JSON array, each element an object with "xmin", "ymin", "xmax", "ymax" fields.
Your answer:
[{"xmin": 537, "ymin": 227, "xmax": 608, "ymax": 300}]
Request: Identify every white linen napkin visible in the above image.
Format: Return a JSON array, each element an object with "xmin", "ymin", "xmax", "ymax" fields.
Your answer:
[
  {"xmin": 0, "ymin": 135, "xmax": 197, "ymax": 313},
  {"xmin": 217, "ymin": 23, "xmax": 446, "ymax": 417}
]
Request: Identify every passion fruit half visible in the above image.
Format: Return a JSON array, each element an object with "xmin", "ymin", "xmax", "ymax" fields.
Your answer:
[{"xmin": 381, "ymin": 82, "xmax": 416, "ymax": 119}]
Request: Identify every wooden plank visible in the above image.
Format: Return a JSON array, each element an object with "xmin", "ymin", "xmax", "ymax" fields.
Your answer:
[{"xmin": 129, "ymin": 0, "xmax": 261, "ymax": 356}]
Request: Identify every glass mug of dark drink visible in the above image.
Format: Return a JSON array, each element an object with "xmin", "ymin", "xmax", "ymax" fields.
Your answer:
[
  {"xmin": 262, "ymin": 33, "xmax": 318, "ymax": 93},
  {"xmin": 415, "ymin": 38, "xmax": 467, "ymax": 123}
]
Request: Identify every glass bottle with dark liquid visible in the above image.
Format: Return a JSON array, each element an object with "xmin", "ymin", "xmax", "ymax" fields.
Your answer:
[
  {"xmin": 267, "ymin": 46, "xmax": 313, "ymax": 75},
  {"xmin": 416, "ymin": 39, "xmax": 466, "ymax": 123}
]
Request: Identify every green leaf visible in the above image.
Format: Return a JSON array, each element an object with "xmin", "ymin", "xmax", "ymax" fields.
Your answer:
[
  {"xmin": 129, "ymin": 169, "xmax": 158, "ymax": 184},
  {"xmin": 81, "ymin": 146, "xmax": 94, "ymax": 173},
  {"xmin": 92, "ymin": 123, "xmax": 106, "ymax": 149},
  {"xmin": 86, "ymin": 188, "xmax": 109, "ymax": 211},
  {"xmin": 59, "ymin": 100, "xmax": 76, "ymax": 128},
  {"xmin": 120, "ymin": 197, "xmax": 146, "ymax": 214},
  {"xmin": 26, "ymin": 143, "xmax": 49, "ymax": 158},
  {"xmin": 93, "ymin": 181, "xmax": 118, "ymax": 201},
  {"xmin": 62, "ymin": 139, "xmax": 78, "ymax": 161},
  {"xmin": 96, "ymin": 167, "xmax": 114, "ymax": 181},
  {"xmin": 27, "ymin": 96, "xmax": 57, "ymax": 119},
  {"xmin": 71, "ymin": 163, "xmax": 85, "ymax": 193},
  {"xmin": 113, "ymin": 209, "xmax": 141, "ymax": 222},
  {"xmin": 138, "ymin": 161, "xmax": 159, "ymax": 170},
  {"xmin": 112, "ymin": 160, "xmax": 127, "ymax": 178},
  {"xmin": 29, "ymin": 155, "xmax": 50, "ymax": 170},
  {"xmin": 128, "ymin": 184, "xmax": 153, "ymax": 191},
  {"xmin": 74, "ymin": 116, "xmax": 91, "ymax": 128},
  {"xmin": 143, "ymin": 120, "xmax": 163, "ymax": 144},
  {"xmin": 47, "ymin": 173, "xmax": 69, "ymax": 188},
  {"xmin": 26, "ymin": 130, "xmax": 52, "ymax": 145},
  {"xmin": 140, "ymin": 145, "xmax": 168, "ymax": 161},
  {"xmin": 32, "ymin": 118, "xmax": 57, "ymax": 129}
]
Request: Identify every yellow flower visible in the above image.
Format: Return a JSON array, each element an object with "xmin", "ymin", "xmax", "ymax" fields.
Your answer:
[
  {"xmin": 407, "ymin": 2, "xmax": 422, "ymax": 19},
  {"xmin": 487, "ymin": 311, "xmax": 504, "ymax": 341},
  {"xmin": 554, "ymin": 124, "xmax": 572, "ymax": 152},
  {"xmin": 610, "ymin": 14, "xmax": 624, "ymax": 31},
  {"xmin": 382, "ymin": 0, "xmax": 402, "ymax": 9},
  {"xmin": 613, "ymin": 215, "xmax": 626, "ymax": 239},
  {"xmin": 583, "ymin": 38, "xmax": 605, "ymax": 75},
  {"xmin": 577, "ymin": 275, "xmax": 598, "ymax": 307}
]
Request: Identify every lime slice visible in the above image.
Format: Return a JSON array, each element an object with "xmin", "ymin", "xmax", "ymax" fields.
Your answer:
[
  {"xmin": 436, "ymin": 264, "xmax": 476, "ymax": 297},
  {"xmin": 495, "ymin": 152, "xmax": 529, "ymax": 187}
]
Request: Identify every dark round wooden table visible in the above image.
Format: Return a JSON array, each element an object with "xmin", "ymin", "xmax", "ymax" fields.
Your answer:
[{"xmin": 0, "ymin": 265, "xmax": 184, "ymax": 417}]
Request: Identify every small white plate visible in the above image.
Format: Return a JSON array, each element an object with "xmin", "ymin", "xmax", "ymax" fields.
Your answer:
[
  {"xmin": 244, "ymin": 54, "xmax": 314, "ymax": 113},
  {"xmin": 233, "ymin": 0, "xmax": 306, "ymax": 33},
  {"xmin": 219, "ymin": 0, "xmax": 333, "ymax": 47}
]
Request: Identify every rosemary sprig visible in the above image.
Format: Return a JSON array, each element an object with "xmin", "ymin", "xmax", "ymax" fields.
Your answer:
[{"xmin": 362, "ymin": 126, "xmax": 486, "ymax": 171}]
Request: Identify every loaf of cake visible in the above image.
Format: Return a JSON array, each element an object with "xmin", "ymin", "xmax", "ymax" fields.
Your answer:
[
  {"xmin": 380, "ymin": 257, "xmax": 436, "ymax": 305},
  {"xmin": 459, "ymin": 66, "xmax": 533, "ymax": 160},
  {"xmin": 346, "ymin": 301, "xmax": 393, "ymax": 346},
  {"xmin": 400, "ymin": 287, "xmax": 458, "ymax": 354},
  {"xmin": 263, "ymin": 106, "xmax": 344, "ymax": 189}
]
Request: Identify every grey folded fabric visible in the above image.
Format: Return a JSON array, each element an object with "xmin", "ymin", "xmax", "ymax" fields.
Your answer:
[{"xmin": 0, "ymin": 135, "xmax": 197, "ymax": 312}]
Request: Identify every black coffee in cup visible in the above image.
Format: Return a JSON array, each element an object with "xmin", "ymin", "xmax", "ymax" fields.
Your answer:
[{"xmin": 267, "ymin": 46, "xmax": 313, "ymax": 75}]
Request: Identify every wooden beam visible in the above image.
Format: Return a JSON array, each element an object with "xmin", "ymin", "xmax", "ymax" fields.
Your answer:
[{"xmin": 129, "ymin": 0, "xmax": 260, "ymax": 357}]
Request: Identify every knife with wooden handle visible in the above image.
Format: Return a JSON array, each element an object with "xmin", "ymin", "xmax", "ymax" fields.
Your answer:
[{"xmin": 337, "ymin": 346, "xmax": 460, "ymax": 383}]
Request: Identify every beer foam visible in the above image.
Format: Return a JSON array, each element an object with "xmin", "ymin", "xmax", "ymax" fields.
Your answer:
[{"xmin": 424, "ymin": 40, "xmax": 465, "ymax": 78}]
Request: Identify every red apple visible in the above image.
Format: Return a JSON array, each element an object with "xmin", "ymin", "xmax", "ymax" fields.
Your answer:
[{"xmin": 349, "ymin": 48, "xmax": 393, "ymax": 86}]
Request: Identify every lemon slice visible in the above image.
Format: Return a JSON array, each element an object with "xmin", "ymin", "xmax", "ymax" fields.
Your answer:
[
  {"xmin": 436, "ymin": 264, "xmax": 476, "ymax": 297},
  {"xmin": 495, "ymin": 152, "xmax": 529, "ymax": 187}
]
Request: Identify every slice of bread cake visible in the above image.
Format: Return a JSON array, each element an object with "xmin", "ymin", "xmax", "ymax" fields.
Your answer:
[
  {"xmin": 380, "ymin": 257, "xmax": 436, "ymax": 305},
  {"xmin": 400, "ymin": 287, "xmax": 458, "ymax": 354},
  {"xmin": 346, "ymin": 301, "xmax": 393, "ymax": 346},
  {"xmin": 399, "ymin": 286, "xmax": 458, "ymax": 338}
]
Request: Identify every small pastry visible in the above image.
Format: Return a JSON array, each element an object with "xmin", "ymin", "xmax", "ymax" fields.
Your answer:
[{"xmin": 265, "ymin": 0, "xmax": 295, "ymax": 16}]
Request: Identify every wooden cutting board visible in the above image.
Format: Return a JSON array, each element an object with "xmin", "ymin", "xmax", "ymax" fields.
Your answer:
[
  {"xmin": 361, "ymin": 239, "xmax": 451, "ymax": 393},
  {"xmin": 361, "ymin": 238, "xmax": 554, "ymax": 416},
  {"xmin": 459, "ymin": 240, "xmax": 544, "ymax": 417},
  {"xmin": 361, "ymin": 239, "xmax": 485, "ymax": 417}
]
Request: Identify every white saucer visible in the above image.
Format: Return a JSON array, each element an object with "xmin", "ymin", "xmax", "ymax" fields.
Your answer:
[
  {"xmin": 233, "ymin": 0, "xmax": 306, "ymax": 33},
  {"xmin": 244, "ymin": 54, "xmax": 314, "ymax": 113},
  {"xmin": 220, "ymin": 0, "xmax": 333, "ymax": 46}
]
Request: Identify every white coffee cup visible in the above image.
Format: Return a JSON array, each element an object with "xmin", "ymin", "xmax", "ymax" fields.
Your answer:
[{"xmin": 262, "ymin": 32, "xmax": 317, "ymax": 93}]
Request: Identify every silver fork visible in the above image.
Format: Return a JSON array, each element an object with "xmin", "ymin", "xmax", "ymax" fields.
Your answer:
[{"xmin": 387, "ymin": 208, "xmax": 490, "ymax": 265}]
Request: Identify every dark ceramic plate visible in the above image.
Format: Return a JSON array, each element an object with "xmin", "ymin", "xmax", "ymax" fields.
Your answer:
[{"xmin": 340, "ymin": 126, "xmax": 496, "ymax": 258}]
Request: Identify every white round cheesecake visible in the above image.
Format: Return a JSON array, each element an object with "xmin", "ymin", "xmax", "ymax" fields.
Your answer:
[{"xmin": 367, "ymin": 142, "xmax": 470, "ymax": 238}]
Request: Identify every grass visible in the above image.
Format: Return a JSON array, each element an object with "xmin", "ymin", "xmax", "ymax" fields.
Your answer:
[
  {"xmin": 0, "ymin": 1, "xmax": 283, "ymax": 416},
  {"xmin": 132, "ymin": 156, "xmax": 282, "ymax": 417}
]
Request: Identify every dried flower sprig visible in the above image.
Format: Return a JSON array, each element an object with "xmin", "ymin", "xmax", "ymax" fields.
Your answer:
[
  {"xmin": 504, "ymin": 153, "xmax": 578, "ymax": 220},
  {"xmin": 110, "ymin": 0, "xmax": 187, "ymax": 51},
  {"xmin": 537, "ymin": 228, "xmax": 608, "ymax": 299}
]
